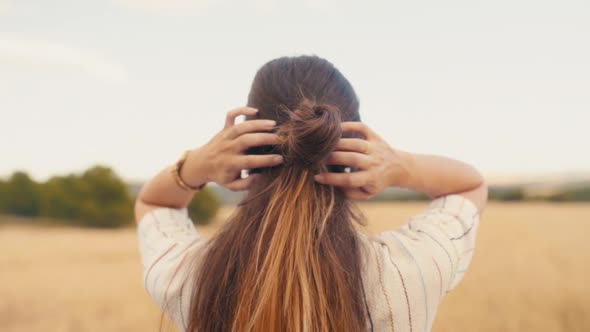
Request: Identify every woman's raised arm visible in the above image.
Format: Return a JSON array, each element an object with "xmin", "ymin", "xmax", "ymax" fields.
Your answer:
[
  {"xmin": 314, "ymin": 121, "xmax": 488, "ymax": 212},
  {"xmin": 134, "ymin": 106, "xmax": 284, "ymax": 224}
]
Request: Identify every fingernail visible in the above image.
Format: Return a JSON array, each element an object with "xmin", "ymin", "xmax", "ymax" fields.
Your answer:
[
  {"xmin": 267, "ymin": 120, "xmax": 277, "ymax": 126},
  {"xmin": 274, "ymin": 155, "xmax": 283, "ymax": 162},
  {"xmin": 314, "ymin": 174, "xmax": 323, "ymax": 181}
]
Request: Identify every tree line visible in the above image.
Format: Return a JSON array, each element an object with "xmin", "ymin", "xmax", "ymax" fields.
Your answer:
[
  {"xmin": 363, "ymin": 185, "xmax": 590, "ymax": 202},
  {"xmin": 1, "ymin": 166, "xmax": 586, "ymax": 228},
  {"xmin": 0, "ymin": 166, "xmax": 219, "ymax": 228}
]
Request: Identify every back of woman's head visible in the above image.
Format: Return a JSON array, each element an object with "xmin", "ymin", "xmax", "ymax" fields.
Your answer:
[
  {"xmin": 247, "ymin": 55, "xmax": 360, "ymax": 169},
  {"xmin": 247, "ymin": 55, "xmax": 359, "ymax": 124},
  {"xmin": 186, "ymin": 55, "xmax": 368, "ymax": 332}
]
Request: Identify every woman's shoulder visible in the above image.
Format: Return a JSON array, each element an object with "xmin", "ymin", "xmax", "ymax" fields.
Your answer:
[{"xmin": 355, "ymin": 193, "xmax": 482, "ymax": 332}]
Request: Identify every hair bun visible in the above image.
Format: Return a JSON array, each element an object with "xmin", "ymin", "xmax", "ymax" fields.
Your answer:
[
  {"xmin": 312, "ymin": 105, "xmax": 329, "ymax": 116},
  {"xmin": 277, "ymin": 99, "xmax": 342, "ymax": 168}
]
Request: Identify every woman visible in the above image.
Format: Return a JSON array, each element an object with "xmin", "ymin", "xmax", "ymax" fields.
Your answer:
[{"xmin": 135, "ymin": 55, "xmax": 488, "ymax": 332}]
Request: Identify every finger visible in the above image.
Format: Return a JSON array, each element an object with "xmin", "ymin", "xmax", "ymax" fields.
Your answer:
[
  {"xmin": 341, "ymin": 122, "xmax": 375, "ymax": 140},
  {"xmin": 235, "ymin": 133, "xmax": 281, "ymax": 151},
  {"xmin": 325, "ymin": 151, "xmax": 371, "ymax": 169},
  {"xmin": 224, "ymin": 107, "xmax": 259, "ymax": 128},
  {"xmin": 313, "ymin": 171, "xmax": 369, "ymax": 188},
  {"xmin": 236, "ymin": 154, "xmax": 284, "ymax": 170},
  {"xmin": 227, "ymin": 119, "xmax": 276, "ymax": 139},
  {"xmin": 225, "ymin": 174, "xmax": 260, "ymax": 191},
  {"xmin": 335, "ymin": 138, "xmax": 370, "ymax": 153}
]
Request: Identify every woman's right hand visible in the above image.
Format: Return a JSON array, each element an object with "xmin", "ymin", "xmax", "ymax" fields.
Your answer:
[{"xmin": 313, "ymin": 122, "xmax": 410, "ymax": 200}]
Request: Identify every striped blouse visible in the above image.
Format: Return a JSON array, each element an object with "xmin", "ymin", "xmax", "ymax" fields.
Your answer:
[{"xmin": 137, "ymin": 194, "xmax": 480, "ymax": 332}]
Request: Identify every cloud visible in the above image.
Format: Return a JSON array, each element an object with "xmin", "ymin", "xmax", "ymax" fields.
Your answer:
[{"xmin": 0, "ymin": 37, "xmax": 129, "ymax": 82}]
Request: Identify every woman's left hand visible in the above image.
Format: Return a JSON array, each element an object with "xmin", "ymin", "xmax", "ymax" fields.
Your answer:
[{"xmin": 181, "ymin": 106, "xmax": 284, "ymax": 191}]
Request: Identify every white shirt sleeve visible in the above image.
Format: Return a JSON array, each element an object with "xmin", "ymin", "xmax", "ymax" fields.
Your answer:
[
  {"xmin": 371, "ymin": 194, "xmax": 481, "ymax": 329},
  {"xmin": 136, "ymin": 207, "xmax": 205, "ymax": 328},
  {"xmin": 403, "ymin": 194, "xmax": 481, "ymax": 292},
  {"xmin": 378, "ymin": 194, "xmax": 480, "ymax": 300}
]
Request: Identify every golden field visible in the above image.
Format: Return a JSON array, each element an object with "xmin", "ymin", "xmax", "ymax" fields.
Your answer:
[{"xmin": 1, "ymin": 202, "xmax": 589, "ymax": 332}]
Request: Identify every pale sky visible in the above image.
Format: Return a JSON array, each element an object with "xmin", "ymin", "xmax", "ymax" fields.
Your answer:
[{"xmin": 1, "ymin": 0, "xmax": 588, "ymax": 183}]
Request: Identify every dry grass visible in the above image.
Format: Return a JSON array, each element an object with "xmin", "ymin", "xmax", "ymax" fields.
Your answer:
[{"xmin": 1, "ymin": 202, "xmax": 589, "ymax": 332}]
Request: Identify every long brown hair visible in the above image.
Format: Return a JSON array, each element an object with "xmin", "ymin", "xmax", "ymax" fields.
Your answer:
[{"xmin": 186, "ymin": 55, "xmax": 369, "ymax": 331}]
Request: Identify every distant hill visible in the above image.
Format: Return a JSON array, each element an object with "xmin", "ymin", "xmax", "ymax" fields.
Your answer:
[
  {"xmin": 128, "ymin": 171, "xmax": 590, "ymax": 204},
  {"xmin": 486, "ymin": 172, "xmax": 590, "ymax": 201}
]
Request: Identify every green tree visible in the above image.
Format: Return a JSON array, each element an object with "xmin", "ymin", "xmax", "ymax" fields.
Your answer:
[
  {"xmin": 488, "ymin": 186, "xmax": 525, "ymax": 201},
  {"xmin": 39, "ymin": 166, "xmax": 134, "ymax": 228},
  {"xmin": 40, "ymin": 174, "xmax": 89, "ymax": 225},
  {"xmin": 2, "ymin": 165, "xmax": 217, "ymax": 228},
  {"xmin": 547, "ymin": 187, "xmax": 590, "ymax": 202},
  {"xmin": 5, "ymin": 172, "xmax": 42, "ymax": 216},
  {"xmin": 187, "ymin": 187, "xmax": 220, "ymax": 225},
  {"xmin": 0, "ymin": 179, "xmax": 7, "ymax": 212},
  {"xmin": 79, "ymin": 166, "xmax": 134, "ymax": 227}
]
